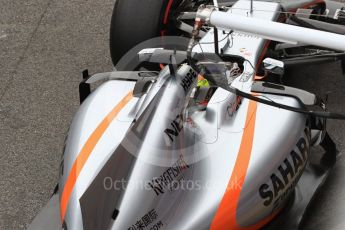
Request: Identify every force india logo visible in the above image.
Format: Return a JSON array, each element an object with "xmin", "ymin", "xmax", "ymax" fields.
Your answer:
[
  {"xmin": 259, "ymin": 133, "xmax": 309, "ymax": 210},
  {"xmin": 148, "ymin": 156, "xmax": 190, "ymax": 196}
]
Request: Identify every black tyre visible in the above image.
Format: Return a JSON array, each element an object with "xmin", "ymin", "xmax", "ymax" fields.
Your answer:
[
  {"xmin": 110, "ymin": 0, "xmax": 181, "ymax": 67},
  {"xmin": 109, "ymin": 0, "xmax": 216, "ymax": 69}
]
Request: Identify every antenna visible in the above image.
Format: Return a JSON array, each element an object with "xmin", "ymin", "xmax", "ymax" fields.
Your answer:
[
  {"xmin": 213, "ymin": 0, "xmax": 220, "ymax": 55},
  {"xmin": 213, "ymin": 0, "xmax": 219, "ymax": 9},
  {"xmin": 250, "ymin": 0, "xmax": 253, "ymax": 14}
]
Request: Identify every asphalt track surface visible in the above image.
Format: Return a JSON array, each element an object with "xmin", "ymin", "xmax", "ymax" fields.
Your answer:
[{"xmin": 0, "ymin": 0, "xmax": 344, "ymax": 229}]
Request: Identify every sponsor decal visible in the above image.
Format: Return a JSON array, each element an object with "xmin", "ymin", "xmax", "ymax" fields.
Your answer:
[
  {"xmin": 239, "ymin": 71, "xmax": 252, "ymax": 82},
  {"xmin": 239, "ymin": 48, "xmax": 252, "ymax": 57},
  {"xmin": 148, "ymin": 155, "xmax": 190, "ymax": 196},
  {"xmin": 259, "ymin": 135, "xmax": 309, "ymax": 208},
  {"xmin": 233, "ymin": 32, "xmax": 259, "ymax": 39},
  {"xmin": 180, "ymin": 68, "xmax": 197, "ymax": 93},
  {"xmin": 227, "ymin": 96, "xmax": 243, "ymax": 116},
  {"xmin": 128, "ymin": 209, "xmax": 163, "ymax": 230},
  {"xmin": 235, "ymin": 96, "xmax": 243, "ymax": 111},
  {"xmin": 164, "ymin": 114, "xmax": 184, "ymax": 144}
]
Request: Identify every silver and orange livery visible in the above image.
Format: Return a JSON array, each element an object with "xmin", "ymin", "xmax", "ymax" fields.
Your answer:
[{"xmin": 29, "ymin": 1, "xmax": 345, "ymax": 229}]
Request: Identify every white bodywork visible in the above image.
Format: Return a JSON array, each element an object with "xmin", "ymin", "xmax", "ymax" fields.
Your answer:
[
  {"xmin": 203, "ymin": 1, "xmax": 345, "ymax": 51},
  {"xmin": 28, "ymin": 1, "xmax": 343, "ymax": 230}
]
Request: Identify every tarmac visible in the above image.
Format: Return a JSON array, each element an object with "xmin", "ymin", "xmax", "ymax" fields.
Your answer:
[{"xmin": 0, "ymin": 0, "xmax": 344, "ymax": 229}]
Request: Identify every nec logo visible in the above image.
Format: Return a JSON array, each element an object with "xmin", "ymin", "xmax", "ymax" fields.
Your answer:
[{"xmin": 164, "ymin": 114, "xmax": 183, "ymax": 145}]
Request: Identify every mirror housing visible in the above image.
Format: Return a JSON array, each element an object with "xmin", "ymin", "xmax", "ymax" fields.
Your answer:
[{"xmin": 263, "ymin": 58, "xmax": 284, "ymax": 75}]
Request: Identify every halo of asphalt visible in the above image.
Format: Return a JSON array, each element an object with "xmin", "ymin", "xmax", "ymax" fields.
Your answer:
[{"xmin": 0, "ymin": 0, "xmax": 344, "ymax": 229}]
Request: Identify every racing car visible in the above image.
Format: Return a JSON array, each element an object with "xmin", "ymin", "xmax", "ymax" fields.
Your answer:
[{"xmin": 29, "ymin": 0, "xmax": 345, "ymax": 229}]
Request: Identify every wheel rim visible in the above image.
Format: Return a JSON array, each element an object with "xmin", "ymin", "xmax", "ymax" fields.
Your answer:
[{"xmin": 159, "ymin": 0, "xmax": 212, "ymax": 37}]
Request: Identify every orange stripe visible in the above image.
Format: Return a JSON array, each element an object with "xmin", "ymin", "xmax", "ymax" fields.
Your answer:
[
  {"xmin": 211, "ymin": 100, "xmax": 280, "ymax": 229},
  {"xmin": 60, "ymin": 91, "xmax": 133, "ymax": 221},
  {"xmin": 302, "ymin": 0, "xmax": 324, "ymax": 9},
  {"xmin": 254, "ymin": 72, "xmax": 268, "ymax": 81},
  {"xmin": 255, "ymin": 41, "xmax": 270, "ymax": 72},
  {"xmin": 198, "ymin": 74, "xmax": 206, "ymax": 81},
  {"xmin": 289, "ymin": 0, "xmax": 325, "ymax": 12},
  {"xmin": 254, "ymin": 75, "xmax": 265, "ymax": 81},
  {"xmin": 211, "ymin": 100, "xmax": 258, "ymax": 230}
]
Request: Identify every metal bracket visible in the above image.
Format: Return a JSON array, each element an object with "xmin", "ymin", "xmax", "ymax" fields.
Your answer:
[
  {"xmin": 79, "ymin": 69, "xmax": 91, "ymax": 104},
  {"xmin": 196, "ymin": 5, "xmax": 216, "ymax": 24},
  {"xmin": 79, "ymin": 70, "xmax": 159, "ymax": 103},
  {"xmin": 251, "ymin": 81, "xmax": 317, "ymax": 106}
]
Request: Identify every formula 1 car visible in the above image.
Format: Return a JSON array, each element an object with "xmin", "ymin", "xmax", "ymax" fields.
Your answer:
[{"xmin": 29, "ymin": 0, "xmax": 345, "ymax": 229}]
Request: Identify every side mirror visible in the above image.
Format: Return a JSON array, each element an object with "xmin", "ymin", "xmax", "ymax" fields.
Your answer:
[
  {"xmin": 263, "ymin": 58, "xmax": 284, "ymax": 75},
  {"xmin": 137, "ymin": 48, "xmax": 163, "ymax": 62}
]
